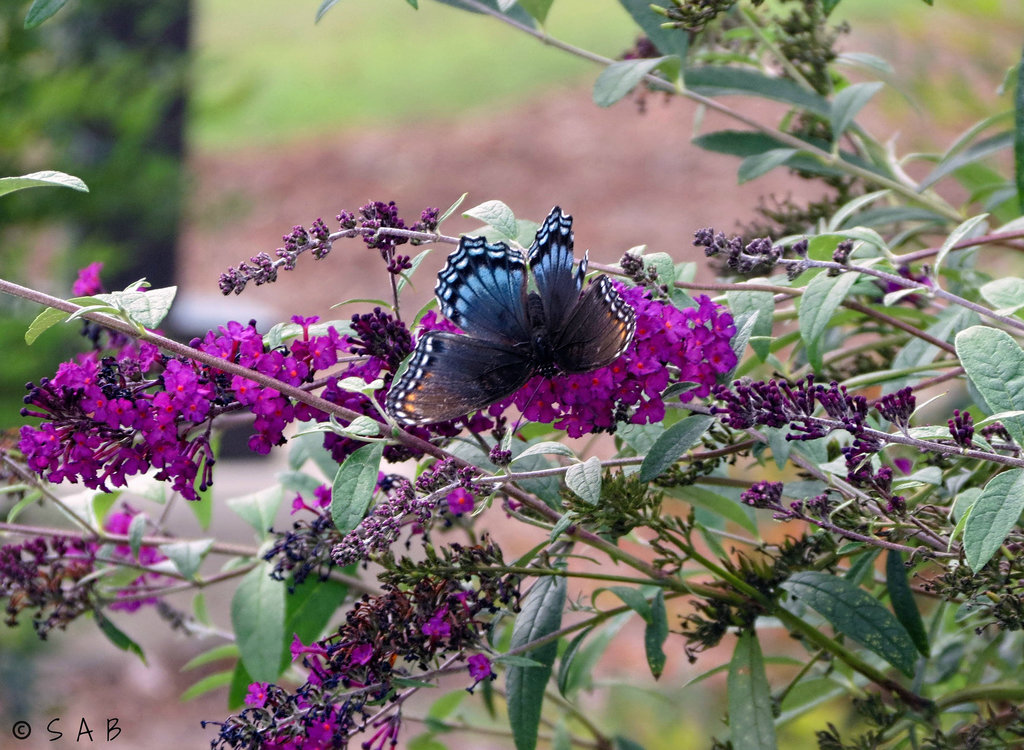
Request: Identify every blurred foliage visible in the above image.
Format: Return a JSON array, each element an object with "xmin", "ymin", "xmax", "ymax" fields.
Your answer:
[{"xmin": 0, "ymin": 1, "xmax": 189, "ymax": 424}]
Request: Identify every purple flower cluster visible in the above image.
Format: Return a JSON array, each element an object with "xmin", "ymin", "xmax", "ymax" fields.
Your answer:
[
  {"xmin": 102, "ymin": 505, "xmax": 169, "ymax": 612},
  {"xmin": 484, "ymin": 290, "xmax": 736, "ymax": 437},
  {"xmin": 207, "ymin": 552, "xmax": 515, "ymax": 749}
]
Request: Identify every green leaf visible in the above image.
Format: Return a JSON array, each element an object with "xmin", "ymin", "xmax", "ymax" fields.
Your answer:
[
  {"xmin": 95, "ymin": 286, "xmax": 177, "ymax": 330},
  {"xmin": 512, "ymin": 441, "xmax": 578, "ymax": 462},
  {"xmin": 558, "ymin": 613, "xmax": 630, "ymax": 697},
  {"xmin": 231, "ymin": 565, "xmax": 286, "ymax": 682},
  {"xmin": 830, "ymin": 82, "xmax": 884, "ymax": 140},
  {"xmin": 727, "ymin": 290, "xmax": 774, "ymax": 361},
  {"xmin": 919, "ymin": 131, "xmax": 1015, "ymax": 191},
  {"xmin": 885, "ymin": 550, "xmax": 929, "ymax": 657},
  {"xmin": 980, "ymin": 276, "xmax": 1024, "ymax": 314},
  {"xmin": 507, "ymin": 575, "xmax": 566, "ymax": 750},
  {"xmin": 727, "ymin": 632, "xmax": 777, "ymax": 750},
  {"xmin": 331, "ymin": 442, "xmax": 384, "ymax": 533},
  {"xmin": 798, "ymin": 270, "xmax": 861, "ymax": 371},
  {"xmin": 160, "ymin": 539, "xmax": 213, "ymax": 580},
  {"xmin": 517, "ymin": 0, "xmax": 553, "ymax": 23},
  {"xmin": 565, "ymin": 457, "xmax": 602, "ymax": 505},
  {"xmin": 686, "ymin": 67, "xmax": 831, "ymax": 118},
  {"xmin": 663, "ymin": 485, "xmax": 759, "ymax": 536},
  {"xmin": 613, "ymin": 737, "xmax": 648, "ymax": 750},
  {"xmin": 227, "ymin": 486, "xmax": 283, "ymax": 540},
  {"xmin": 95, "ymin": 611, "xmax": 147, "ymax": 664},
  {"xmin": 181, "ymin": 670, "xmax": 234, "ymax": 702},
  {"xmin": 617, "ymin": 0, "xmax": 688, "ymax": 60},
  {"xmin": 963, "ymin": 468, "xmax": 1024, "ymax": 571},
  {"xmin": 822, "ymin": 0, "xmax": 842, "ymax": 14},
  {"xmin": 594, "ymin": 57, "xmax": 670, "ymax": 108},
  {"xmin": 24, "ymin": 296, "xmax": 99, "ymax": 345},
  {"xmin": 464, "ymin": 200, "xmax": 519, "ymax": 240},
  {"xmin": 782, "ymin": 571, "xmax": 918, "ymax": 677},
  {"xmin": 5, "ymin": 489, "xmax": 42, "ymax": 524},
  {"xmin": 281, "ymin": 577, "xmax": 348, "ymax": 670},
  {"xmin": 1015, "ymin": 44, "xmax": 1024, "ymax": 212},
  {"xmin": 127, "ymin": 513, "xmax": 147, "ymax": 561},
  {"xmin": 644, "ymin": 590, "xmax": 668, "ymax": 679},
  {"xmin": 955, "ymin": 326, "xmax": 1024, "ymax": 446},
  {"xmin": 0, "ymin": 169, "xmax": 86, "ymax": 195},
  {"xmin": 738, "ymin": 148, "xmax": 799, "ymax": 183},
  {"xmin": 934, "ymin": 213, "xmax": 988, "ymax": 273},
  {"xmin": 606, "ymin": 586, "xmax": 652, "ymax": 622},
  {"xmin": 227, "ymin": 659, "xmax": 254, "ymax": 710},
  {"xmin": 638, "ymin": 414, "xmax": 714, "ymax": 481},
  {"xmin": 181, "ymin": 643, "xmax": 239, "ymax": 672}
]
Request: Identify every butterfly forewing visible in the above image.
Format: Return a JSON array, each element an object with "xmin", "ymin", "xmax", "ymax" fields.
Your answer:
[
  {"xmin": 552, "ymin": 274, "xmax": 636, "ymax": 373},
  {"xmin": 435, "ymin": 236, "xmax": 532, "ymax": 346},
  {"xmin": 527, "ymin": 206, "xmax": 585, "ymax": 333},
  {"xmin": 386, "ymin": 331, "xmax": 534, "ymax": 425}
]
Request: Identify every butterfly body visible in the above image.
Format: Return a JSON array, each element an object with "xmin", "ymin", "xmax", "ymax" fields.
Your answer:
[{"xmin": 386, "ymin": 207, "xmax": 635, "ymax": 425}]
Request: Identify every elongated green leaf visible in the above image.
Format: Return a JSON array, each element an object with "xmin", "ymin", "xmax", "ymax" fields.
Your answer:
[
  {"xmin": 566, "ymin": 457, "xmax": 602, "ymax": 505},
  {"xmin": 181, "ymin": 670, "xmax": 234, "ymax": 702},
  {"xmin": 955, "ymin": 326, "xmax": 1024, "ymax": 446},
  {"xmin": 228, "ymin": 659, "xmax": 254, "ymax": 710},
  {"xmin": 645, "ymin": 590, "xmax": 668, "ymax": 679},
  {"xmin": 507, "ymin": 576, "xmax": 566, "ymax": 750},
  {"xmin": 513, "ymin": 442, "xmax": 578, "ymax": 462},
  {"xmin": 782, "ymin": 571, "xmax": 917, "ymax": 676},
  {"xmin": 934, "ymin": 213, "xmax": 988, "ymax": 273},
  {"xmin": 798, "ymin": 270, "xmax": 861, "ymax": 371},
  {"xmin": 594, "ymin": 57, "xmax": 670, "ymax": 108},
  {"xmin": 738, "ymin": 148, "xmax": 799, "ymax": 183},
  {"xmin": 0, "ymin": 169, "xmax": 86, "ymax": 194},
  {"xmin": 664, "ymin": 485, "xmax": 759, "ymax": 536},
  {"xmin": 314, "ymin": 0, "xmax": 342, "ymax": 22},
  {"xmin": 831, "ymin": 82, "xmax": 884, "ymax": 140},
  {"xmin": 728, "ymin": 632, "xmax": 777, "ymax": 750},
  {"xmin": 182, "ymin": 643, "xmax": 239, "ymax": 672},
  {"xmin": 919, "ymin": 131, "xmax": 1015, "ymax": 191},
  {"xmin": 557, "ymin": 613, "xmax": 630, "ymax": 698},
  {"xmin": 885, "ymin": 550, "xmax": 929, "ymax": 656},
  {"xmin": 617, "ymin": 0, "xmax": 689, "ymax": 60},
  {"xmin": 638, "ymin": 414, "xmax": 714, "ymax": 481},
  {"xmin": 94, "ymin": 286, "xmax": 177, "ymax": 330},
  {"xmin": 231, "ymin": 565, "xmax": 286, "ymax": 682},
  {"xmin": 464, "ymin": 200, "xmax": 519, "ymax": 240},
  {"xmin": 95, "ymin": 611, "xmax": 147, "ymax": 663},
  {"xmin": 980, "ymin": 276, "xmax": 1024, "ymax": 313},
  {"xmin": 331, "ymin": 442, "xmax": 384, "ymax": 533},
  {"xmin": 963, "ymin": 468, "xmax": 1024, "ymax": 571},
  {"xmin": 687, "ymin": 67, "xmax": 831, "ymax": 117}
]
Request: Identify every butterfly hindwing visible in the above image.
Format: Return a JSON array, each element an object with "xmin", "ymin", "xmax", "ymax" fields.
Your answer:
[
  {"xmin": 435, "ymin": 236, "xmax": 531, "ymax": 346},
  {"xmin": 386, "ymin": 331, "xmax": 534, "ymax": 425},
  {"xmin": 552, "ymin": 274, "xmax": 636, "ymax": 373},
  {"xmin": 527, "ymin": 206, "xmax": 586, "ymax": 333}
]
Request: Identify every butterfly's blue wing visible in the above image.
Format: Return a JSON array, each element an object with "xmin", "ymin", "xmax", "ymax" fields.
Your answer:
[
  {"xmin": 435, "ymin": 236, "xmax": 532, "ymax": 346},
  {"xmin": 551, "ymin": 275, "xmax": 636, "ymax": 373},
  {"xmin": 386, "ymin": 331, "xmax": 534, "ymax": 425},
  {"xmin": 527, "ymin": 206, "xmax": 587, "ymax": 333}
]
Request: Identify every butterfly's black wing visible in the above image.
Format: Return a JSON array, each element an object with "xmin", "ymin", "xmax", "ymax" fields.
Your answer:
[
  {"xmin": 551, "ymin": 275, "xmax": 636, "ymax": 373},
  {"xmin": 527, "ymin": 206, "xmax": 587, "ymax": 333},
  {"xmin": 385, "ymin": 331, "xmax": 534, "ymax": 425},
  {"xmin": 435, "ymin": 235, "xmax": 532, "ymax": 346}
]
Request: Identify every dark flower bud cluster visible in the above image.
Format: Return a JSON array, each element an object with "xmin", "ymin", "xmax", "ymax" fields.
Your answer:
[
  {"xmin": 948, "ymin": 409, "xmax": 974, "ymax": 449},
  {"xmin": 713, "ymin": 376, "xmax": 905, "ymax": 508},
  {"xmin": 694, "ymin": 228, "xmax": 782, "ymax": 275},
  {"xmin": 330, "ymin": 478, "xmax": 434, "ymax": 567},
  {"xmin": 874, "ymin": 386, "xmax": 915, "ymax": 431},
  {"xmin": 621, "ymin": 34, "xmax": 661, "ymax": 60},
  {"xmin": 654, "ymin": 0, "xmax": 743, "ymax": 31},
  {"xmin": 265, "ymin": 486, "xmax": 341, "ymax": 588},
  {"xmin": 741, "ymin": 480, "xmax": 784, "ymax": 509},
  {"xmin": 618, "ymin": 250, "xmax": 669, "ymax": 297},
  {"xmin": 828, "ymin": 239, "xmax": 854, "ymax": 275},
  {"xmin": 0, "ymin": 536, "xmax": 96, "ymax": 637},
  {"xmin": 208, "ymin": 547, "xmax": 518, "ymax": 749},
  {"xmin": 219, "ymin": 201, "xmax": 438, "ymax": 294}
]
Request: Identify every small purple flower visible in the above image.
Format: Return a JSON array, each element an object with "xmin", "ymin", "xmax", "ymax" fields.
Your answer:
[
  {"xmin": 244, "ymin": 682, "xmax": 270, "ymax": 708},
  {"xmin": 422, "ymin": 607, "xmax": 451, "ymax": 639},
  {"xmin": 467, "ymin": 653, "xmax": 494, "ymax": 682},
  {"xmin": 72, "ymin": 262, "xmax": 104, "ymax": 296},
  {"xmin": 349, "ymin": 642, "xmax": 374, "ymax": 666},
  {"xmin": 446, "ymin": 488, "xmax": 475, "ymax": 516}
]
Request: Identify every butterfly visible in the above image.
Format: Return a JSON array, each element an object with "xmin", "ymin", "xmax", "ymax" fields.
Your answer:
[{"xmin": 385, "ymin": 206, "xmax": 636, "ymax": 426}]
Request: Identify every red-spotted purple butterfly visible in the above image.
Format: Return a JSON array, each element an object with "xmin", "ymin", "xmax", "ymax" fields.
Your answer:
[{"xmin": 385, "ymin": 206, "xmax": 636, "ymax": 425}]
